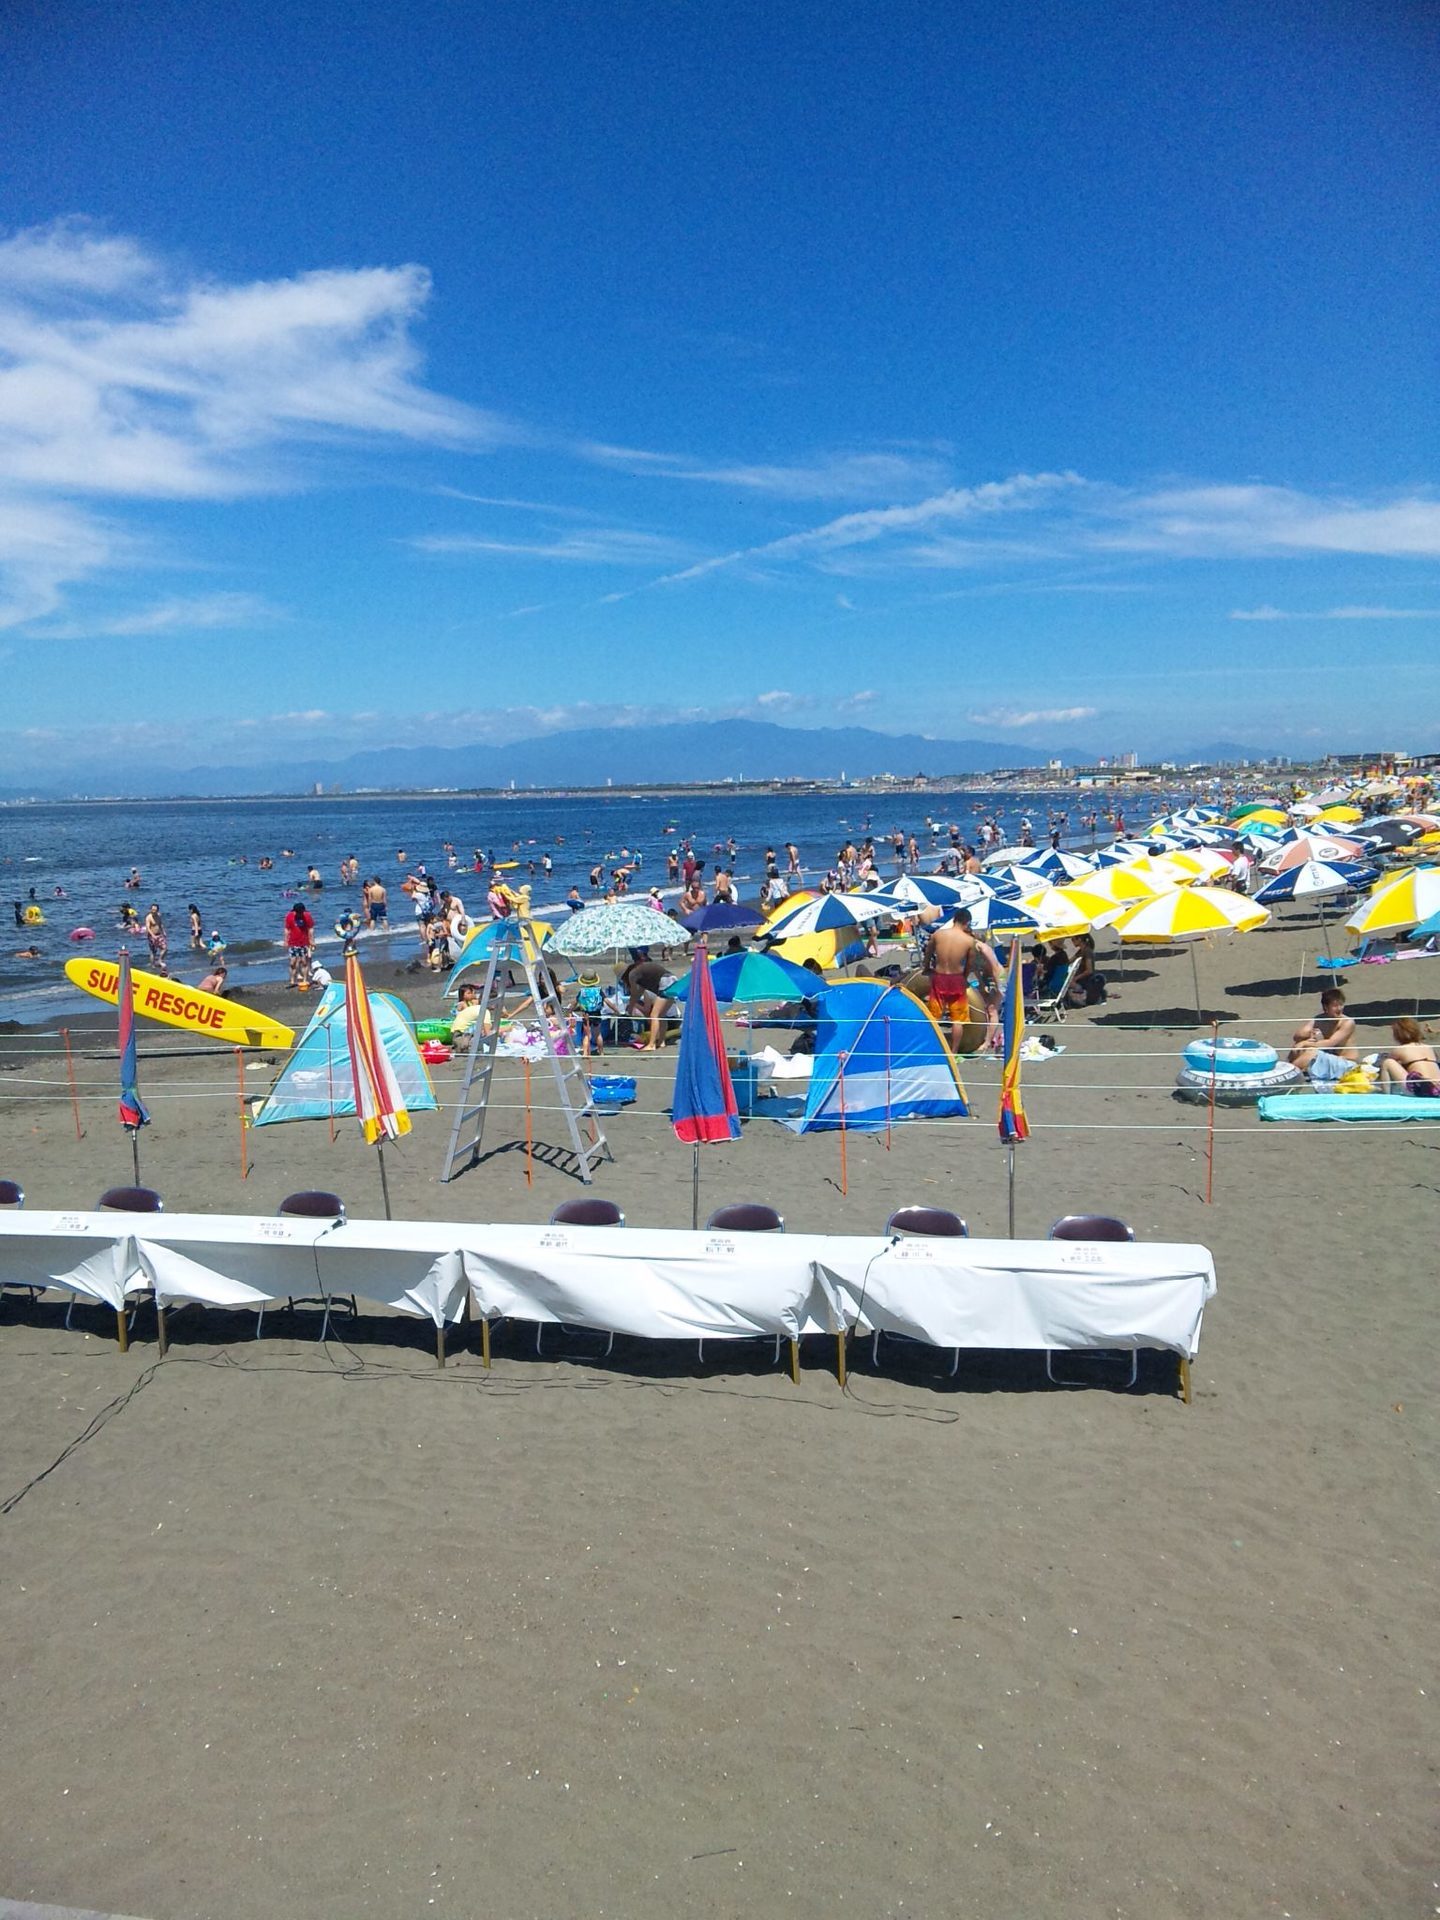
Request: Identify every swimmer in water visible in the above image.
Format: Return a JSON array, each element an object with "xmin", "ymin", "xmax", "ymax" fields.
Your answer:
[{"xmin": 14, "ymin": 945, "xmax": 41, "ymax": 959}]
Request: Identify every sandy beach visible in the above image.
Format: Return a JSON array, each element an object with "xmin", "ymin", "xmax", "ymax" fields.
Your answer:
[{"xmin": 0, "ymin": 913, "xmax": 1435, "ymax": 1919}]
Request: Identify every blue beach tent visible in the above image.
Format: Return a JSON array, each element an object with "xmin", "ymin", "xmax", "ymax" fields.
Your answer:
[
  {"xmin": 782, "ymin": 981, "xmax": 969, "ymax": 1133},
  {"xmin": 252, "ymin": 984, "xmax": 437, "ymax": 1127}
]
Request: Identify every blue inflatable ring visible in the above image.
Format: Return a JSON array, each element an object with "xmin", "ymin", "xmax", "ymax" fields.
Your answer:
[{"xmin": 1183, "ymin": 1036, "xmax": 1278, "ymax": 1075}]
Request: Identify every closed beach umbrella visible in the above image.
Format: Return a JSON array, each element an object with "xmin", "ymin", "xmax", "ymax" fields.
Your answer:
[
  {"xmin": 547, "ymin": 902, "xmax": 692, "ymax": 956},
  {"xmin": 1344, "ymin": 866, "xmax": 1440, "ymax": 939},
  {"xmin": 1111, "ymin": 886, "xmax": 1270, "ymax": 1020},
  {"xmin": 671, "ymin": 944, "xmax": 740, "ymax": 1227},
  {"xmin": 343, "ymin": 947, "xmax": 411, "ymax": 1217}
]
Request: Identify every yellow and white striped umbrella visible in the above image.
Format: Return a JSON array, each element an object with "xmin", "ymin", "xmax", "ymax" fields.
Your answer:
[
  {"xmin": 1079, "ymin": 866, "xmax": 1163, "ymax": 906},
  {"xmin": 1016, "ymin": 884, "xmax": 1126, "ymax": 937},
  {"xmin": 1117, "ymin": 852, "xmax": 1205, "ymax": 888},
  {"xmin": 1111, "ymin": 886, "xmax": 1270, "ymax": 944},
  {"xmin": 1344, "ymin": 865, "xmax": 1440, "ymax": 938}
]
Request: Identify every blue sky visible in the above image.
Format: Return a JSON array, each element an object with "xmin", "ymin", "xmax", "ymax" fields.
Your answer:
[{"xmin": 1, "ymin": 0, "xmax": 1437, "ymax": 780}]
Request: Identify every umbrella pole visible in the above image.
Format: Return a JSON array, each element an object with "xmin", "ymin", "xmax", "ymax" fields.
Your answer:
[
  {"xmin": 691, "ymin": 1143, "xmax": 700, "ymax": 1230},
  {"xmin": 1189, "ymin": 944, "xmax": 1202, "ymax": 1024},
  {"xmin": 1006, "ymin": 1139, "xmax": 1016, "ymax": 1239},
  {"xmin": 377, "ymin": 1141, "xmax": 393, "ymax": 1220},
  {"xmin": 1319, "ymin": 899, "xmax": 1332, "ymax": 958},
  {"xmin": 129, "ymin": 1126, "xmax": 140, "ymax": 1186}
]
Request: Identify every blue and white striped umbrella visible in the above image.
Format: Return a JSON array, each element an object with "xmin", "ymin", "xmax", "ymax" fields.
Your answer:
[
  {"xmin": 761, "ymin": 891, "xmax": 896, "ymax": 941},
  {"xmin": 1023, "ymin": 848, "xmax": 1098, "ymax": 884},
  {"xmin": 1254, "ymin": 860, "xmax": 1378, "ymax": 905},
  {"xmin": 870, "ymin": 872, "xmax": 976, "ymax": 909}
]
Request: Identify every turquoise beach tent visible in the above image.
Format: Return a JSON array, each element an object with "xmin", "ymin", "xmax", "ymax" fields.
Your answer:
[
  {"xmin": 251, "ymin": 984, "xmax": 437, "ymax": 1127},
  {"xmin": 783, "ymin": 981, "xmax": 969, "ymax": 1133}
]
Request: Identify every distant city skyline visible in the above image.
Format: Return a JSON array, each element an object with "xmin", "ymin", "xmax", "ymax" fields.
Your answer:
[{"xmin": 1, "ymin": 1, "xmax": 1436, "ymax": 783}]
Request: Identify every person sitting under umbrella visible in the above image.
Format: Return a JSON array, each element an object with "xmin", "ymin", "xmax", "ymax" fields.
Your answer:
[{"xmin": 623, "ymin": 948, "xmax": 677, "ymax": 1051}]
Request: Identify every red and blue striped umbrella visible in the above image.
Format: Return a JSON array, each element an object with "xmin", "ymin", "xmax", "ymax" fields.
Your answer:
[
  {"xmin": 116, "ymin": 948, "xmax": 149, "ymax": 1132},
  {"xmin": 671, "ymin": 943, "xmax": 739, "ymax": 1227}
]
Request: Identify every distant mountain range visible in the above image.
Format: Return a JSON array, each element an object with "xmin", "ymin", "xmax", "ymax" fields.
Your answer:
[{"xmin": 4, "ymin": 719, "xmax": 1292, "ymax": 800}]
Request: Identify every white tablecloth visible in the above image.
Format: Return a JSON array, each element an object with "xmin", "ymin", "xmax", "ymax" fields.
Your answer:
[
  {"xmin": 0, "ymin": 1215, "xmax": 1215, "ymax": 1358},
  {"xmin": 816, "ymin": 1236, "xmax": 1215, "ymax": 1358}
]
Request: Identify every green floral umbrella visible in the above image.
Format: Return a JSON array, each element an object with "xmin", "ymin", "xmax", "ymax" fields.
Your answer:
[{"xmin": 545, "ymin": 902, "xmax": 692, "ymax": 957}]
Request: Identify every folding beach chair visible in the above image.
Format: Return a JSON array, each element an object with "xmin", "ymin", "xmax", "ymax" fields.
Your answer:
[{"xmin": 1028, "ymin": 959, "xmax": 1082, "ymax": 1024}]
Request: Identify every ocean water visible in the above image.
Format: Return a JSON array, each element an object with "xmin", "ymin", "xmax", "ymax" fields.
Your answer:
[{"xmin": 0, "ymin": 785, "xmax": 1183, "ymax": 1024}]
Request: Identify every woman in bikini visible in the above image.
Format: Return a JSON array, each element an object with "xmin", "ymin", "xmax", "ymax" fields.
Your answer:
[{"xmin": 1377, "ymin": 1017, "xmax": 1440, "ymax": 1096}]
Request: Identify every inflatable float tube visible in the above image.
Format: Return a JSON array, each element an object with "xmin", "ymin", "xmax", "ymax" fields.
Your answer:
[
  {"xmin": 68, "ymin": 926, "xmax": 95, "ymax": 942},
  {"xmin": 1183, "ymin": 1036, "xmax": 1278, "ymax": 1075},
  {"xmin": 1259, "ymin": 1092, "xmax": 1440, "ymax": 1122},
  {"xmin": 21, "ymin": 905, "xmax": 44, "ymax": 925},
  {"xmin": 1174, "ymin": 1062, "xmax": 1303, "ymax": 1105}
]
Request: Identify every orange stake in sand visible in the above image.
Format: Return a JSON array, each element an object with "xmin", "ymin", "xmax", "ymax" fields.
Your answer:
[
  {"xmin": 524, "ymin": 1057, "xmax": 534, "ymax": 1187},
  {"xmin": 61, "ymin": 1027, "xmax": 84, "ymax": 1141},
  {"xmin": 235, "ymin": 1045, "xmax": 249, "ymax": 1180}
]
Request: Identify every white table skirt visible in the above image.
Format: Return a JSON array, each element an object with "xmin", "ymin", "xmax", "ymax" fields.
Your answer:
[{"xmin": 0, "ymin": 1215, "xmax": 1215, "ymax": 1358}]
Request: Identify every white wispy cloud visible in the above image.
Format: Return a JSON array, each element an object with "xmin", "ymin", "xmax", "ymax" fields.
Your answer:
[
  {"xmin": 1230, "ymin": 603, "xmax": 1440, "ymax": 621},
  {"xmin": 577, "ymin": 440, "xmax": 951, "ymax": 501},
  {"xmin": 34, "ymin": 591, "xmax": 282, "ymax": 640},
  {"xmin": 967, "ymin": 706, "xmax": 1098, "ymax": 728},
  {"xmin": 0, "ymin": 217, "xmax": 501, "ymax": 625},
  {"xmin": 604, "ymin": 473, "xmax": 1440, "ymax": 603},
  {"xmin": 410, "ymin": 528, "xmax": 692, "ymax": 566}
]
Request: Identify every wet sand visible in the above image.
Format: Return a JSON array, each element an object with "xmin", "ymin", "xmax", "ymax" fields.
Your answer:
[{"xmin": 0, "ymin": 914, "xmax": 1435, "ymax": 1918}]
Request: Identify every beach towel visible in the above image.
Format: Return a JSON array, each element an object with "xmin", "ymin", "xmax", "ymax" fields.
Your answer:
[{"xmin": 1259, "ymin": 1094, "xmax": 1440, "ymax": 1123}]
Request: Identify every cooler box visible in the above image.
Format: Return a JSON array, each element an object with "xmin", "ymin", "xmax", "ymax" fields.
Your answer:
[
  {"xmin": 590, "ymin": 1074, "xmax": 637, "ymax": 1112},
  {"xmin": 728, "ymin": 1054, "xmax": 760, "ymax": 1117}
]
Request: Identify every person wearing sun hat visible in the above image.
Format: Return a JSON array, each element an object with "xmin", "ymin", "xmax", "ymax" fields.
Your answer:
[{"xmin": 575, "ymin": 970, "xmax": 605, "ymax": 1058}]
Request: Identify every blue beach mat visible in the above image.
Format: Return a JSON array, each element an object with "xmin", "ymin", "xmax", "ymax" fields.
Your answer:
[{"xmin": 1258, "ymin": 1093, "xmax": 1440, "ymax": 1123}]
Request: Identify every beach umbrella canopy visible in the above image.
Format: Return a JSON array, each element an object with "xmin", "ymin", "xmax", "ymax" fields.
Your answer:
[
  {"xmin": 1024, "ymin": 848, "xmax": 1098, "ymax": 884},
  {"xmin": 870, "ymin": 873, "xmax": 977, "ymax": 909},
  {"xmin": 963, "ymin": 892, "xmax": 1048, "ymax": 935},
  {"xmin": 444, "ymin": 915, "xmax": 554, "ymax": 993},
  {"xmin": 666, "ymin": 949, "xmax": 817, "ymax": 1004},
  {"xmin": 1016, "ymin": 884, "xmax": 1124, "ymax": 936},
  {"xmin": 1344, "ymin": 866, "xmax": 1440, "ymax": 939},
  {"xmin": 1230, "ymin": 803, "xmax": 1287, "ymax": 825},
  {"xmin": 546, "ymin": 902, "xmax": 692, "ymax": 956},
  {"xmin": 1254, "ymin": 860, "xmax": 1378, "ymax": 905},
  {"xmin": 760, "ymin": 892, "xmax": 895, "ymax": 940},
  {"xmin": 1094, "ymin": 840, "xmax": 1155, "ymax": 865},
  {"xmin": 1112, "ymin": 886, "xmax": 1270, "ymax": 943},
  {"xmin": 671, "ymin": 944, "xmax": 740, "ymax": 1227},
  {"xmin": 1111, "ymin": 886, "xmax": 1270, "ymax": 1021},
  {"xmin": 680, "ymin": 900, "xmax": 764, "ymax": 933},
  {"xmin": 1359, "ymin": 817, "xmax": 1427, "ymax": 847},
  {"xmin": 1071, "ymin": 866, "xmax": 1162, "ymax": 906},
  {"xmin": 1263, "ymin": 832, "xmax": 1367, "ymax": 872},
  {"xmin": 1314, "ymin": 804, "xmax": 1364, "ymax": 824},
  {"xmin": 982, "ymin": 844, "xmax": 1048, "ymax": 869}
]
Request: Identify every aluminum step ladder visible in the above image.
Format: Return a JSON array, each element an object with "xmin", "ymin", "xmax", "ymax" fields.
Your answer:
[{"xmin": 439, "ymin": 916, "xmax": 611, "ymax": 1185}]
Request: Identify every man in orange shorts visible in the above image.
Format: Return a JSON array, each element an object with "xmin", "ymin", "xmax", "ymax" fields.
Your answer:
[{"xmin": 924, "ymin": 905, "xmax": 979, "ymax": 1051}]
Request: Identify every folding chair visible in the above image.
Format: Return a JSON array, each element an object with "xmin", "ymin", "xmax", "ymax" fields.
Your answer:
[
  {"xmin": 0, "ymin": 1179, "xmax": 45, "ymax": 1311},
  {"xmin": 538, "ymin": 1197, "xmax": 625, "ymax": 1355},
  {"xmin": 1028, "ymin": 959, "xmax": 1081, "ymax": 1024},
  {"xmin": 1046, "ymin": 1214, "xmax": 1138, "ymax": 1387},
  {"xmin": 873, "ymin": 1206, "xmax": 968, "ymax": 1370},
  {"xmin": 702, "ymin": 1203, "xmax": 785, "ymax": 1365},
  {"xmin": 267, "ymin": 1191, "xmax": 351, "ymax": 1340}
]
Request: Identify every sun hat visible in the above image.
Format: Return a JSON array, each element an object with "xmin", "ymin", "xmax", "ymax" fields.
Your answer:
[{"xmin": 578, "ymin": 970, "xmax": 601, "ymax": 987}]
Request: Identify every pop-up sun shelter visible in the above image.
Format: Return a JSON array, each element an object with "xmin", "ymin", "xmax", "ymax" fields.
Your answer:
[
  {"xmin": 781, "ymin": 980, "xmax": 968, "ymax": 1133},
  {"xmin": 252, "ymin": 983, "xmax": 437, "ymax": 1128}
]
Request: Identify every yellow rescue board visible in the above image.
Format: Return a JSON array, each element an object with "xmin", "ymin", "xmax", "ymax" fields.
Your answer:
[{"xmin": 64, "ymin": 957, "xmax": 295, "ymax": 1050}]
